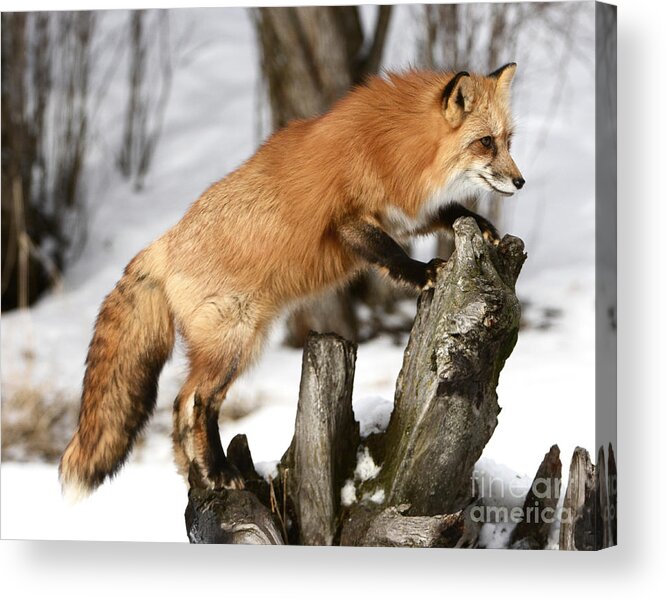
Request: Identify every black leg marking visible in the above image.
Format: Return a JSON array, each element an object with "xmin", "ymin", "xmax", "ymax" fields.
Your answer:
[
  {"xmin": 338, "ymin": 218, "xmax": 437, "ymax": 289},
  {"xmin": 438, "ymin": 202, "xmax": 500, "ymax": 243},
  {"xmin": 204, "ymin": 400, "xmax": 231, "ymax": 480}
]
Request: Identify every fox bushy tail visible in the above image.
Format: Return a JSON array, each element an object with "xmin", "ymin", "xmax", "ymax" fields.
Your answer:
[{"xmin": 59, "ymin": 256, "xmax": 175, "ymax": 501}]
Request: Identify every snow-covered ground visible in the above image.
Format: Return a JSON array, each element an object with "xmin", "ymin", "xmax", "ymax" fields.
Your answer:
[{"xmin": 1, "ymin": 5, "xmax": 598, "ymax": 544}]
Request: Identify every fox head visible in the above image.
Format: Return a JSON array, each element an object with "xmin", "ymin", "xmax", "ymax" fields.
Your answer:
[
  {"xmin": 324, "ymin": 67, "xmax": 525, "ymax": 224},
  {"xmin": 439, "ymin": 63, "xmax": 525, "ymax": 197}
]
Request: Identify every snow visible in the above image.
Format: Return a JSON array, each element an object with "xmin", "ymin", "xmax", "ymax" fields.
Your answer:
[
  {"xmin": 354, "ymin": 395, "xmax": 394, "ymax": 438},
  {"xmin": 0, "ymin": 462, "xmax": 188, "ymax": 542},
  {"xmin": 473, "ymin": 457, "xmax": 532, "ymax": 549},
  {"xmin": 254, "ymin": 460, "xmax": 278, "ymax": 482},
  {"xmin": 354, "ymin": 447, "xmax": 381, "ymax": 483},
  {"xmin": 1, "ymin": 5, "xmax": 599, "ymax": 545},
  {"xmin": 339, "ymin": 446, "xmax": 382, "ymax": 509},
  {"xmin": 362, "ymin": 488, "xmax": 386, "ymax": 505},
  {"xmin": 341, "ymin": 480, "xmax": 357, "ymax": 507}
]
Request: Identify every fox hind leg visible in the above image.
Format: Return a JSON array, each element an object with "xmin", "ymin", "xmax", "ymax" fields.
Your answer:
[
  {"xmin": 172, "ymin": 357, "xmax": 244, "ymax": 490},
  {"xmin": 191, "ymin": 359, "xmax": 244, "ymax": 490},
  {"xmin": 172, "ymin": 294, "xmax": 269, "ymax": 490},
  {"xmin": 172, "ymin": 379, "xmax": 204, "ymax": 487}
]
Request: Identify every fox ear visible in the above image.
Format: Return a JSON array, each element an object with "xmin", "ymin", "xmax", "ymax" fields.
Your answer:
[
  {"xmin": 442, "ymin": 71, "xmax": 475, "ymax": 128},
  {"xmin": 488, "ymin": 62, "xmax": 517, "ymax": 97}
]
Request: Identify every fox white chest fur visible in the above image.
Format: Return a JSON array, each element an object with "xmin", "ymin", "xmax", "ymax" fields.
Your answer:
[{"xmin": 382, "ymin": 170, "xmax": 482, "ymax": 238}]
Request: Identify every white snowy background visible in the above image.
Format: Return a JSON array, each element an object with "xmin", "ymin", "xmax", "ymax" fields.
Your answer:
[{"xmin": 1, "ymin": 4, "xmax": 597, "ymax": 545}]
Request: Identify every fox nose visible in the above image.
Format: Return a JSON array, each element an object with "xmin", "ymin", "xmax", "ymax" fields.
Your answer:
[{"xmin": 513, "ymin": 177, "xmax": 525, "ymax": 189}]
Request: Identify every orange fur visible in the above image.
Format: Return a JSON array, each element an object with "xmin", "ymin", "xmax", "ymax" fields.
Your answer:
[{"xmin": 60, "ymin": 67, "xmax": 523, "ymax": 497}]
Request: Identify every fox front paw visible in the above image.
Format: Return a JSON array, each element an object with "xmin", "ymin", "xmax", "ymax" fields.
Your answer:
[
  {"xmin": 476, "ymin": 217, "xmax": 501, "ymax": 246},
  {"xmin": 422, "ymin": 258, "xmax": 446, "ymax": 290}
]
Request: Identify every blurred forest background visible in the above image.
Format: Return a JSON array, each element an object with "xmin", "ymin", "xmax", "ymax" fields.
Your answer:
[{"xmin": 1, "ymin": 3, "xmax": 600, "ymax": 543}]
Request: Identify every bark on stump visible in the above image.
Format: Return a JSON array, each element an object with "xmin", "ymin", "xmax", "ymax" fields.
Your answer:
[
  {"xmin": 370, "ymin": 218, "xmax": 524, "ymax": 517},
  {"xmin": 510, "ymin": 444, "xmax": 562, "ymax": 549},
  {"xmin": 607, "ymin": 442, "xmax": 617, "ymax": 545},
  {"xmin": 281, "ymin": 333, "xmax": 359, "ymax": 545},
  {"xmin": 559, "ymin": 445, "xmax": 614, "ymax": 551},
  {"xmin": 185, "ymin": 217, "xmax": 526, "ymax": 546}
]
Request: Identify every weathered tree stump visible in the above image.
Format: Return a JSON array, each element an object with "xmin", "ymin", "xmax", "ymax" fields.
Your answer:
[
  {"xmin": 281, "ymin": 333, "xmax": 360, "ymax": 545},
  {"xmin": 339, "ymin": 504, "xmax": 468, "ymax": 548},
  {"xmin": 185, "ymin": 217, "xmax": 526, "ymax": 546},
  {"xmin": 510, "ymin": 444, "xmax": 562, "ymax": 549},
  {"xmin": 371, "ymin": 218, "xmax": 525, "ymax": 516},
  {"xmin": 607, "ymin": 443, "xmax": 617, "ymax": 545},
  {"xmin": 185, "ymin": 488, "xmax": 284, "ymax": 545},
  {"xmin": 559, "ymin": 445, "xmax": 614, "ymax": 550},
  {"xmin": 595, "ymin": 446, "xmax": 610, "ymax": 549}
]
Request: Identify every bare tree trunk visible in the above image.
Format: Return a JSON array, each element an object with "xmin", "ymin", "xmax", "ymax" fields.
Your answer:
[
  {"xmin": 251, "ymin": 6, "xmax": 396, "ymax": 347},
  {"xmin": 185, "ymin": 218, "xmax": 527, "ymax": 546},
  {"xmin": 1, "ymin": 12, "xmax": 95, "ymax": 311},
  {"xmin": 118, "ymin": 10, "xmax": 173, "ymax": 191},
  {"xmin": 118, "ymin": 11, "xmax": 146, "ymax": 180},
  {"xmin": 2, "ymin": 9, "xmax": 175, "ymax": 311}
]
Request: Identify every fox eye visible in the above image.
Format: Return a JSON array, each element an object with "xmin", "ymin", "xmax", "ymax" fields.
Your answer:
[{"xmin": 480, "ymin": 136, "xmax": 493, "ymax": 148}]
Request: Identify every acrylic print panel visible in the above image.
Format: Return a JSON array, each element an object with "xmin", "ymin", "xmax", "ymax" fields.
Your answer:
[{"xmin": 0, "ymin": 2, "xmax": 616, "ymax": 548}]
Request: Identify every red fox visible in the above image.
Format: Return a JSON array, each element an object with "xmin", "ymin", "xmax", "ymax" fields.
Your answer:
[{"xmin": 59, "ymin": 64, "xmax": 524, "ymax": 499}]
